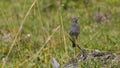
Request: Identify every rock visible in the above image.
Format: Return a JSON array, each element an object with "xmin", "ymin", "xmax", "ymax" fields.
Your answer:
[
  {"xmin": 92, "ymin": 50, "xmax": 105, "ymax": 57},
  {"xmin": 100, "ymin": 53, "xmax": 116, "ymax": 63},
  {"xmin": 51, "ymin": 57, "xmax": 60, "ymax": 68},
  {"xmin": 62, "ymin": 58, "xmax": 78, "ymax": 68}
]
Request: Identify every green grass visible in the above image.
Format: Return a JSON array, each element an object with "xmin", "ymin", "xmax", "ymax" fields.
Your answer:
[{"xmin": 0, "ymin": 0, "xmax": 120, "ymax": 68}]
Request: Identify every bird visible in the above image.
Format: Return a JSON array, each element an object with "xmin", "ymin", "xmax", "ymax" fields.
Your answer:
[
  {"xmin": 69, "ymin": 17, "xmax": 87, "ymax": 60},
  {"xmin": 69, "ymin": 17, "xmax": 80, "ymax": 47}
]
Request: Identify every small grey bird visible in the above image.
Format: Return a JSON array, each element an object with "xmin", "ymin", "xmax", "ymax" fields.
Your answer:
[{"xmin": 69, "ymin": 17, "xmax": 80, "ymax": 47}]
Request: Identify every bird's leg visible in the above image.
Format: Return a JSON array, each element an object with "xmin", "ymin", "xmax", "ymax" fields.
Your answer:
[
  {"xmin": 72, "ymin": 36, "xmax": 76, "ymax": 59},
  {"xmin": 74, "ymin": 38, "xmax": 77, "ymax": 59},
  {"xmin": 74, "ymin": 47, "xmax": 76, "ymax": 59},
  {"xmin": 69, "ymin": 37, "xmax": 74, "ymax": 58},
  {"xmin": 69, "ymin": 36, "xmax": 78, "ymax": 59}
]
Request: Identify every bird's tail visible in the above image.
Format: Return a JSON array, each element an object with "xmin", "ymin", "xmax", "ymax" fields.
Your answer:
[
  {"xmin": 69, "ymin": 38, "xmax": 76, "ymax": 47},
  {"xmin": 72, "ymin": 40, "xmax": 76, "ymax": 47}
]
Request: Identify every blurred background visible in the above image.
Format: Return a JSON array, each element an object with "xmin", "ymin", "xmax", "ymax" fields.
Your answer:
[{"xmin": 0, "ymin": 0, "xmax": 120, "ymax": 67}]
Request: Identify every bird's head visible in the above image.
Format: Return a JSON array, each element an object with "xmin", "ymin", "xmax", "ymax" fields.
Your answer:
[{"xmin": 71, "ymin": 17, "xmax": 79, "ymax": 23}]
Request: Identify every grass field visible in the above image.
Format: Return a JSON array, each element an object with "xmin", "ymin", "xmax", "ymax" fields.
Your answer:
[{"xmin": 0, "ymin": 0, "xmax": 120, "ymax": 68}]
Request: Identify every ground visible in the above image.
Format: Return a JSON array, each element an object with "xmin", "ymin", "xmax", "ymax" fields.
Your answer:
[{"xmin": 0, "ymin": 0, "xmax": 120, "ymax": 68}]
